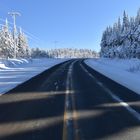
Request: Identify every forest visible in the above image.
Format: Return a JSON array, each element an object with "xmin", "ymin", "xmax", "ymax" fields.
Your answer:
[{"xmin": 100, "ymin": 8, "xmax": 140, "ymax": 58}]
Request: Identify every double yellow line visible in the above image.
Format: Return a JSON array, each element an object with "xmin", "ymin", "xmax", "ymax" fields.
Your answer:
[
  {"xmin": 62, "ymin": 91, "xmax": 80, "ymax": 140},
  {"xmin": 62, "ymin": 61, "xmax": 80, "ymax": 140}
]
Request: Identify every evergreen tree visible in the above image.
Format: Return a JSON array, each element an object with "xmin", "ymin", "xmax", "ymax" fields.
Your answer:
[
  {"xmin": 122, "ymin": 11, "xmax": 130, "ymax": 33},
  {"xmin": 17, "ymin": 28, "xmax": 29, "ymax": 58},
  {"xmin": 135, "ymin": 8, "xmax": 140, "ymax": 25},
  {"xmin": 0, "ymin": 19, "xmax": 14, "ymax": 58},
  {"xmin": 100, "ymin": 8, "xmax": 140, "ymax": 59}
]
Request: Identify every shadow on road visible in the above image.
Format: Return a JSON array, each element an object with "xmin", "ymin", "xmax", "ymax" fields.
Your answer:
[
  {"xmin": 0, "ymin": 90, "xmax": 139, "ymax": 140},
  {"xmin": 0, "ymin": 60, "xmax": 140, "ymax": 140},
  {"xmin": 0, "ymin": 62, "xmax": 70, "ymax": 140}
]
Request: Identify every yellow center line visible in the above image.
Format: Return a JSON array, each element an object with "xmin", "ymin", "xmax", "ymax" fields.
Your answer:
[
  {"xmin": 62, "ymin": 94, "xmax": 68, "ymax": 140},
  {"xmin": 71, "ymin": 92, "xmax": 80, "ymax": 140},
  {"xmin": 62, "ymin": 60, "xmax": 80, "ymax": 140}
]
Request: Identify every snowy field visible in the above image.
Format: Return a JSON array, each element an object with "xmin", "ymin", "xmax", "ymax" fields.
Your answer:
[
  {"xmin": 85, "ymin": 58, "xmax": 140, "ymax": 95},
  {"xmin": 0, "ymin": 58, "xmax": 68, "ymax": 95}
]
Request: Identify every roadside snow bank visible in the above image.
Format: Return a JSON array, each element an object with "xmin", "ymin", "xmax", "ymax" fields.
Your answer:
[
  {"xmin": 0, "ymin": 58, "xmax": 68, "ymax": 94},
  {"xmin": 0, "ymin": 59, "xmax": 30, "ymax": 69},
  {"xmin": 85, "ymin": 58, "xmax": 140, "ymax": 95}
]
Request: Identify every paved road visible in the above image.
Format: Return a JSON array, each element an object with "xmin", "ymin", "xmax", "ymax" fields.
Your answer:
[{"xmin": 0, "ymin": 59, "xmax": 140, "ymax": 140}]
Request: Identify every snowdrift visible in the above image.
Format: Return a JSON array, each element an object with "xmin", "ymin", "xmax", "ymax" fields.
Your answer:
[
  {"xmin": 0, "ymin": 59, "xmax": 30, "ymax": 69},
  {"xmin": 85, "ymin": 58, "xmax": 140, "ymax": 95},
  {"xmin": 0, "ymin": 58, "xmax": 68, "ymax": 95}
]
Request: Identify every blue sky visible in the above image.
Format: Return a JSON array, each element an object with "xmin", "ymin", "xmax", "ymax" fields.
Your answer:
[{"xmin": 0, "ymin": 0, "xmax": 140, "ymax": 52}]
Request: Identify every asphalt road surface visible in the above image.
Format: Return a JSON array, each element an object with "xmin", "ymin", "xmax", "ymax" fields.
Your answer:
[{"xmin": 0, "ymin": 59, "xmax": 140, "ymax": 140}]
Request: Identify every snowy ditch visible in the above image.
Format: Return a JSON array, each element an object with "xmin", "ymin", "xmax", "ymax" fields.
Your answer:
[{"xmin": 0, "ymin": 58, "xmax": 68, "ymax": 95}]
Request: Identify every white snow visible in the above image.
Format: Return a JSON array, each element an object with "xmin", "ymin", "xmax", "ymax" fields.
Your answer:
[
  {"xmin": 0, "ymin": 58, "xmax": 68, "ymax": 95},
  {"xmin": 85, "ymin": 58, "xmax": 140, "ymax": 95}
]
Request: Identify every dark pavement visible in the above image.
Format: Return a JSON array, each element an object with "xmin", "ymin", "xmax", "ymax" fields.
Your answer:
[{"xmin": 0, "ymin": 59, "xmax": 140, "ymax": 140}]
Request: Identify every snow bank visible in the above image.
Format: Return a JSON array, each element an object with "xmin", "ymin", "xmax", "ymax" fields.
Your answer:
[
  {"xmin": 85, "ymin": 58, "xmax": 140, "ymax": 95},
  {"xmin": 0, "ymin": 58, "xmax": 68, "ymax": 95},
  {"xmin": 0, "ymin": 59, "xmax": 29, "ymax": 69}
]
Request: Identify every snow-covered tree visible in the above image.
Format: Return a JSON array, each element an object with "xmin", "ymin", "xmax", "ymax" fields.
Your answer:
[
  {"xmin": 135, "ymin": 8, "xmax": 140, "ymax": 26},
  {"xmin": 122, "ymin": 11, "xmax": 130, "ymax": 33},
  {"xmin": 0, "ymin": 18, "xmax": 30, "ymax": 59},
  {"xmin": 0, "ymin": 19, "xmax": 14, "ymax": 58},
  {"xmin": 100, "ymin": 8, "xmax": 140, "ymax": 59},
  {"xmin": 17, "ymin": 28, "xmax": 29, "ymax": 58}
]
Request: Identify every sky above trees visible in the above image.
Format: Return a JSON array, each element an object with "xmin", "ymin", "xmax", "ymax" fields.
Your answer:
[{"xmin": 0, "ymin": 0, "xmax": 140, "ymax": 52}]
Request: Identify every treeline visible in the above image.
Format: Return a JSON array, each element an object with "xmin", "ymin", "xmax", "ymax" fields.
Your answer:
[
  {"xmin": 100, "ymin": 9, "xmax": 140, "ymax": 58},
  {"xmin": 47, "ymin": 48, "xmax": 97, "ymax": 58},
  {"xmin": 31, "ymin": 48, "xmax": 97, "ymax": 58},
  {"xmin": 0, "ymin": 19, "xmax": 29, "ymax": 58}
]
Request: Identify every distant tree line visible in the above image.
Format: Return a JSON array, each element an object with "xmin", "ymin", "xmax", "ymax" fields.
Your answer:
[
  {"xmin": 0, "ymin": 19, "xmax": 30, "ymax": 59},
  {"xmin": 31, "ymin": 48, "xmax": 49, "ymax": 58},
  {"xmin": 47, "ymin": 48, "xmax": 97, "ymax": 58},
  {"xmin": 31, "ymin": 48, "xmax": 98, "ymax": 58},
  {"xmin": 100, "ymin": 8, "xmax": 140, "ymax": 58}
]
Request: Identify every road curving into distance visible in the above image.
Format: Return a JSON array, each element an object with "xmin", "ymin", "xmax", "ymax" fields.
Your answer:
[{"xmin": 0, "ymin": 59, "xmax": 140, "ymax": 140}]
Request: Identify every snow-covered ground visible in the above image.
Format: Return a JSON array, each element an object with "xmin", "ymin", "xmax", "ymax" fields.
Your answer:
[
  {"xmin": 0, "ymin": 58, "xmax": 68, "ymax": 95},
  {"xmin": 85, "ymin": 58, "xmax": 140, "ymax": 95}
]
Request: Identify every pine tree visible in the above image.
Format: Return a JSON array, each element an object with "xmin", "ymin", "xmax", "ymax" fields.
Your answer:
[
  {"xmin": 122, "ymin": 11, "xmax": 130, "ymax": 34},
  {"xmin": 17, "ymin": 27, "xmax": 29, "ymax": 58},
  {"xmin": 100, "ymin": 8, "xmax": 140, "ymax": 59},
  {"xmin": 0, "ymin": 19, "xmax": 14, "ymax": 58},
  {"xmin": 135, "ymin": 8, "xmax": 140, "ymax": 25},
  {"xmin": 117, "ymin": 17, "xmax": 122, "ymax": 32}
]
